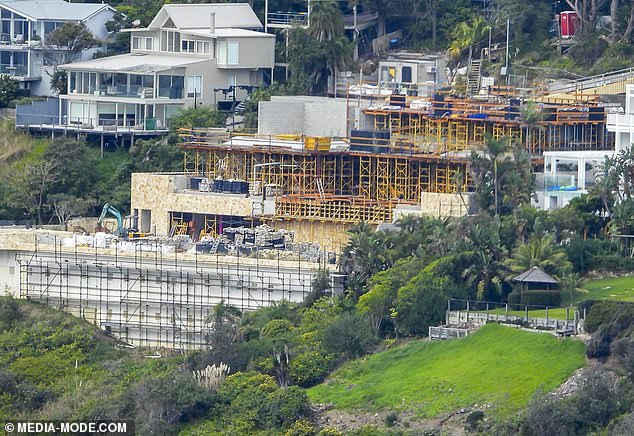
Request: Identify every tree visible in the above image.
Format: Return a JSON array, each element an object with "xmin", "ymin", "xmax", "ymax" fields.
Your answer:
[
  {"xmin": 9, "ymin": 157, "xmax": 60, "ymax": 224},
  {"xmin": 202, "ymin": 300, "xmax": 244, "ymax": 369},
  {"xmin": 302, "ymin": 269, "xmax": 331, "ymax": 308},
  {"xmin": 469, "ymin": 135, "xmax": 533, "ymax": 216},
  {"xmin": 505, "ymin": 234, "xmax": 573, "ymax": 279},
  {"xmin": 46, "ymin": 22, "xmax": 99, "ymax": 95},
  {"xmin": 448, "ymin": 16, "xmax": 490, "ymax": 61},
  {"xmin": 0, "ymin": 74, "xmax": 20, "ymax": 107},
  {"xmin": 261, "ymin": 319, "xmax": 295, "ymax": 387},
  {"xmin": 309, "ymin": 1, "xmax": 345, "ymax": 43},
  {"xmin": 49, "ymin": 193, "xmax": 91, "ymax": 229},
  {"xmin": 169, "ymin": 105, "xmax": 226, "ymax": 130},
  {"xmin": 470, "ymin": 135, "xmax": 511, "ymax": 215},
  {"xmin": 339, "ymin": 222, "xmax": 390, "ymax": 298},
  {"xmin": 46, "ymin": 23, "xmax": 99, "ymax": 64},
  {"xmin": 357, "ymin": 257, "xmax": 420, "ymax": 337},
  {"xmin": 396, "ymin": 259, "xmax": 462, "ymax": 336}
]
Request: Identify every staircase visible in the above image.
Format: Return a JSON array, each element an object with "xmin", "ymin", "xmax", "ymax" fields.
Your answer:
[{"xmin": 467, "ymin": 59, "xmax": 482, "ymax": 96}]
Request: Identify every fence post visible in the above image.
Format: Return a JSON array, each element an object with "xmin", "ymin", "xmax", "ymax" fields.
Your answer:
[
  {"xmin": 525, "ymin": 305, "xmax": 529, "ymax": 322},
  {"xmin": 505, "ymin": 303, "xmax": 508, "ymax": 318},
  {"xmin": 466, "ymin": 300, "xmax": 470, "ymax": 323},
  {"xmin": 446, "ymin": 299, "xmax": 450, "ymax": 325},
  {"xmin": 486, "ymin": 303, "xmax": 489, "ymax": 321},
  {"xmin": 546, "ymin": 306, "xmax": 549, "ymax": 325}
]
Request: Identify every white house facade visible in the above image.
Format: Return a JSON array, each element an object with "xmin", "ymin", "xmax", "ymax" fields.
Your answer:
[
  {"xmin": 607, "ymin": 84, "xmax": 634, "ymax": 153},
  {"xmin": 0, "ymin": 0, "xmax": 115, "ymax": 96},
  {"xmin": 57, "ymin": 3, "xmax": 274, "ymax": 132}
]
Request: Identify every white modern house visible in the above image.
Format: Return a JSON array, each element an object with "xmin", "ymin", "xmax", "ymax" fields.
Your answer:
[
  {"xmin": 55, "ymin": 3, "xmax": 274, "ymax": 133},
  {"xmin": 0, "ymin": 0, "xmax": 115, "ymax": 96},
  {"xmin": 534, "ymin": 150, "xmax": 614, "ymax": 210},
  {"xmin": 607, "ymin": 83, "xmax": 634, "ymax": 153}
]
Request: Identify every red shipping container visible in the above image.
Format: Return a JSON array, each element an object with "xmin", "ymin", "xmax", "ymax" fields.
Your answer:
[{"xmin": 560, "ymin": 11, "xmax": 577, "ymax": 38}]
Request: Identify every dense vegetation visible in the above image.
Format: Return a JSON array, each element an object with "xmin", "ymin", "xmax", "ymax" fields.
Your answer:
[{"xmin": 4, "ymin": 0, "xmax": 634, "ymax": 434}]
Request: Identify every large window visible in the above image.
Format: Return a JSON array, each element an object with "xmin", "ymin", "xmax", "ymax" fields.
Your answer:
[
  {"xmin": 132, "ymin": 36, "xmax": 141, "ymax": 50},
  {"xmin": 187, "ymin": 76, "xmax": 202, "ymax": 98},
  {"xmin": 401, "ymin": 66, "xmax": 412, "ymax": 83},
  {"xmin": 161, "ymin": 30, "xmax": 180, "ymax": 52},
  {"xmin": 217, "ymin": 40, "xmax": 239, "ymax": 65},
  {"xmin": 145, "ymin": 37, "xmax": 153, "ymax": 50},
  {"xmin": 158, "ymin": 75, "xmax": 184, "ymax": 98}
]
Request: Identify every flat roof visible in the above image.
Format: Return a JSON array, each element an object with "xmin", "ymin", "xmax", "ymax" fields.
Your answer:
[
  {"xmin": 543, "ymin": 150, "xmax": 615, "ymax": 159},
  {"xmin": 190, "ymin": 28, "xmax": 274, "ymax": 38},
  {"xmin": 59, "ymin": 53, "xmax": 207, "ymax": 73},
  {"xmin": 0, "ymin": 0, "xmax": 113, "ymax": 21}
]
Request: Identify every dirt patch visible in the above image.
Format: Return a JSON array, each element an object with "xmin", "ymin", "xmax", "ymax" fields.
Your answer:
[{"xmin": 312, "ymin": 404, "xmax": 483, "ymax": 435}]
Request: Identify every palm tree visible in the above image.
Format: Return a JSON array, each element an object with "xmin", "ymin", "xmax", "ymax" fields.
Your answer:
[
  {"xmin": 308, "ymin": 1, "xmax": 351, "ymax": 93},
  {"xmin": 309, "ymin": 0, "xmax": 344, "ymax": 43},
  {"xmin": 470, "ymin": 134, "xmax": 512, "ymax": 216},
  {"xmin": 505, "ymin": 234, "xmax": 572, "ymax": 279},
  {"xmin": 520, "ymin": 101, "xmax": 545, "ymax": 153},
  {"xmin": 558, "ymin": 272, "xmax": 585, "ymax": 306},
  {"xmin": 462, "ymin": 250, "xmax": 506, "ymax": 301},
  {"xmin": 448, "ymin": 16, "xmax": 490, "ymax": 61}
]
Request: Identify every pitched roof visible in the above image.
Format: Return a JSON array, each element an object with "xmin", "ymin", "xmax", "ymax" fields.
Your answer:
[
  {"xmin": 512, "ymin": 267, "xmax": 558, "ymax": 284},
  {"xmin": 0, "ymin": 0, "xmax": 114, "ymax": 21},
  {"xmin": 148, "ymin": 3, "xmax": 262, "ymax": 30}
]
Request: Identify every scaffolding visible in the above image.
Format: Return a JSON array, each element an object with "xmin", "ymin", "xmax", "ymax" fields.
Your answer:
[
  {"xmin": 361, "ymin": 97, "xmax": 613, "ymax": 156},
  {"xmin": 17, "ymin": 240, "xmax": 325, "ymax": 349},
  {"xmin": 180, "ymin": 133, "xmax": 471, "ymax": 225}
]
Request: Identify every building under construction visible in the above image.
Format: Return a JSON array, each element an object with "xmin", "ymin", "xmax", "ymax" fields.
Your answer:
[{"xmin": 130, "ymin": 90, "xmax": 615, "ymax": 251}]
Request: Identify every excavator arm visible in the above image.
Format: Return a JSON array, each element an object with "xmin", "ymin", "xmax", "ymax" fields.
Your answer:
[{"xmin": 97, "ymin": 203, "xmax": 124, "ymax": 236}]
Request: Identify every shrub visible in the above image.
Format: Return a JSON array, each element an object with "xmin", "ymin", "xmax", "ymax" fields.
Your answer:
[
  {"xmin": 289, "ymin": 350, "xmax": 334, "ymax": 387},
  {"xmin": 521, "ymin": 394, "xmax": 579, "ymax": 436},
  {"xmin": 589, "ymin": 255, "xmax": 634, "ymax": 273},
  {"xmin": 520, "ymin": 290, "xmax": 561, "ymax": 307},
  {"xmin": 507, "ymin": 291, "xmax": 521, "ymax": 310},
  {"xmin": 0, "ymin": 297, "xmax": 22, "ymax": 332},
  {"xmin": 321, "ymin": 312, "xmax": 374, "ymax": 358},
  {"xmin": 268, "ymin": 386, "xmax": 310, "ymax": 429},
  {"xmin": 465, "ymin": 410, "xmax": 485, "ymax": 430},
  {"xmin": 384, "ymin": 411, "xmax": 399, "ymax": 427},
  {"xmin": 283, "ymin": 419, "xmax": 315, "ymax": 436},
  {"xmin": 586, "ymin": 325, "xmax": 612, "ymax": 358}
]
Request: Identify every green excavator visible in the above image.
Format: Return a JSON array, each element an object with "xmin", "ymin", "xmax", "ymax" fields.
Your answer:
[{"xmin": 96, "ymin": 203, "xmax": 149, "ymax": 239}]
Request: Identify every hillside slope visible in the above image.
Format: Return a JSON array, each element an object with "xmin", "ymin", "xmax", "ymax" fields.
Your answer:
[{"xmin": 308, "ymin": 323, "xmax": 586, "ymax": 419}]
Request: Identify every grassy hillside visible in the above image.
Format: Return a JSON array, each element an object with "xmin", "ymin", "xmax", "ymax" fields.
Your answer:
[
  {"xmin": 308, "ymin": 323, "xmax": 585, "ymax": 418},
  {"xmin": 580, "ymin": 276, "xmax": 634, "ymax": 302}
]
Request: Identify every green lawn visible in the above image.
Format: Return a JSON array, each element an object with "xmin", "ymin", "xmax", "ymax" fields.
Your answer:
[
  {"xmin": 308, "ymin": 324, "xmax": 585, "ymax": 418},
  {"xmin": 578, "ymin": 276, "xmax": 634, "ymax": 302}
]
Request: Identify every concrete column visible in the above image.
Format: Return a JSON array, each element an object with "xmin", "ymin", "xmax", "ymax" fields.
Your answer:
[{"xmin": 578, "ymin": 158, "xmax": 585, "ymax": 189}]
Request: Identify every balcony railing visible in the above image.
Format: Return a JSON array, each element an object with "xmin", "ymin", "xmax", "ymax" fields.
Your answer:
[
  {"xmin": 0, "ymin": 64, "xmax": 28, "ymax": 76},
  {"xmin": 68, "ymin": 86, "xmax": 185, "ymax": 100},
  {"xmin": 268, "ymin": 12, "xmax": 308, "ymax": 27},
  {"xmin": 607, "ymin": 112, "xmax": 634, "ymax": 130},
  {"xmin": 16, "ymin": 113, "xmax": 170, "ymax": 133},
  {"xmin": 535, "ymin": 173, "xmax": 583, "ymax": 192}
]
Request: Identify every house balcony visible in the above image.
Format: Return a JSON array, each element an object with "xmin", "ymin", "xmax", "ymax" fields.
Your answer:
[
  {"xmin": 607, "ymin": 112, "xmax": 634, "ymax": 133},
  {"xmin": 0, "ymin": 34, "xmax": 41, "ymax": 49},
  {"xmin": 17, "ymin": 112, "xmax": 170, "ymax": 136},
  {"xmin": 0, "ymin": 64, "xmax": 40, "ymax": 80},
  {"xmin": 66, "ymin": 85, "xmax": 186, "ymax": 103},
  {"xmin": 267, "ymin": 12, "xmax": 308, "ymax": 28},
  {"xmin": 534, "ymin": 173, "xmax": 590, "ymax": 210}
]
